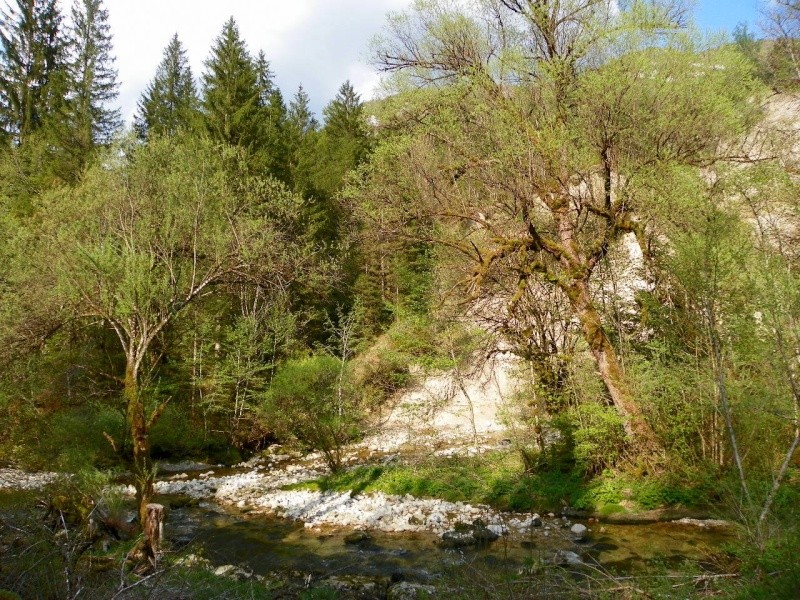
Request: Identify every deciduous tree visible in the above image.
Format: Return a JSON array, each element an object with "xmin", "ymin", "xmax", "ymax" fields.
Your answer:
[
  {"xmin": 358, "ymin": 0, "xmax": 761, "ymax": 453},
  {"xmin": 1, "ymin": 135, "xmax": 315, "ymax": 559}
]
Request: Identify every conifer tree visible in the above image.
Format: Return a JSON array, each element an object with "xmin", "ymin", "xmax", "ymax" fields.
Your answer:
[
  {"xmin": 66, "ymin": 0, "xmax": 120, "ymax": 148},
  {"xmin": 287, "ymin": 84, "xmax": 317, "ymax": 138},
  {"xmin": 254, "ymin": 49, "xmax": 288, "ymax": 181},
  {"xmin": 135, "ymin": 33, "xmax": 199, "ymax": 139},
  {"xmin": 201, "ymin": 17, "xmax": 261, "ymax": 149},
  {"xmin": 0, "ymin": 0, "xmax": 66, "ymax": 145},
  {"xmin": 313, "ymin": 80, "xmax": 370, "ymax": 196},
  {"xmin": 285, "ymin": 84, "xmax": 318, "ymax": 192},
  {"xmin": 323, "ymin": 80, "xmax": 367, "ymax": 142}
]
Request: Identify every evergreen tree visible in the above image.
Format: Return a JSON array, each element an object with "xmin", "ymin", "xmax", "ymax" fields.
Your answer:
[
  {"xmin": 253, "ymin": 49, "xmax": 288, "ymax": 181},
  {"xmin": 287, "ymin": 84, "xmax": 317, "ymax": 137},
  {"xmin": 135, "ymin": 33, "xmax": 199, "ymax": 139},
  {"xmin": 66, "ymin": 0, "xmax": 121, "ymax": 147},
  {"xmin": 285, "ymin": 84, "xmax": 318, "ymax": 192},
  {"xmin": 323, "ymin": 80, "xmax": 367, "ymax": 141},
  {"xmin": 312, "ymin": 80, "xmax": 370, "ymax": 197},
  {"xmin": 0, "ymin": 0, "xmax": 66, "ymax": 145},
  {"xmin": 201, "ymin": 17, "xmax": 261, "ymax": 149}
]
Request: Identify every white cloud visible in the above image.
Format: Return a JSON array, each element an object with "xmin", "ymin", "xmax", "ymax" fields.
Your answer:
[{"xmin": 71, "ymin": 0, "xmax": 414, "ymax": 124}]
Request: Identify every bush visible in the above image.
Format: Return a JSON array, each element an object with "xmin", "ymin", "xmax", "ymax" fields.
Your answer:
[{"xmin": 263, "ymin": 354, "xmax": 362, "ymax": 471}]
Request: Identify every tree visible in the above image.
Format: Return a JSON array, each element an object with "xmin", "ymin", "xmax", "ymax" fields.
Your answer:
[
  {"xmin": 285, "ymin": 84, "xmax": 319, "ymax": 192},
  {"xmin": 762, "ymin": 0, "xmax": 800, "ymax": 88},
  {"xmin": 1, "ymin": 134, "xmax": 315, "ymax": 560},
  {"xmin": 65, "ymin": 0, "xmax": 121, "ymax": 148},
  {"xmin": 253, "ymin": 49, "xmax": 289, "ymax": 181},
  {"xmin": 134, "ymin": 33, "xmax": 199, "ymax": 139},
  {"xmin": 358, "ymin": 0, "xmax": 762, "ymax": 453},
  {"xmin": 201, "ymin": 17, "xmax": 261, "ymax": 150},
  {"xmin": 0, "ymin": 0, "xmax": 66, "ymax": 145},
  {"xmin": 312, "ymin": 80, "xmax": 371, "ymax": 198}
]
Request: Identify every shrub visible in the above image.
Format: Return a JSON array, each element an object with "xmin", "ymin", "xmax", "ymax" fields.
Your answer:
[{"xmin": 263, "ymin": 354, "xmax": 362, "ymax": 471}]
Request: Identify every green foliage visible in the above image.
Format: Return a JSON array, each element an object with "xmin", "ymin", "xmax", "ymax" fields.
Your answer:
[
  {"xmin": 135, "ymin": 33, "xmax": 200, "ymax": 138},
  {"xmin": 304, "ymin": 454, "xmax": 713, "ymax": 515},
  {"xmin": 149, "ymin": 403, "xmax": 237, "ymax": 463},
  {"xmin": 263, "ymin": 354, "xmax": 362, "ymax": 471},
  {"xmin": 201, "ymin": 18, "xmax": 261, "ymax": 150},
  {"xmin": 570, "ymin": 402, "xmax": 627, "ymax": 476},
  {"xmin": 0, "ymin": 0, "xmax": 66, "ymax": 145},
  {"xmin": 65, "ymin": 0, "xmax": 121, "ymax": 147},
  {"xmin": 724, "ymin": 522, "xmax": 800, "ymax": 599},
  {"xmin": 0, "ymin": 399, "xmax": 124, "ymax": 471}
]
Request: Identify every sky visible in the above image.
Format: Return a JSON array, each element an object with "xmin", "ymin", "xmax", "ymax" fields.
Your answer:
[{"xmin": 85, "ymin": 0, "xmax": 764, "ymax": 127}]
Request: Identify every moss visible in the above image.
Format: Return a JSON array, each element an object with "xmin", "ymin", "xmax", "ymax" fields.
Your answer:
[{"xmin": 598, "ymin": 503, "xmax": 627, "ymax": 517}]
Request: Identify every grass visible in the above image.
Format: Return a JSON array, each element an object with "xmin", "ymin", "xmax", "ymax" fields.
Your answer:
[{"xmin": 285, "ymin": 450, "xmax": 715, "ymax": 514}]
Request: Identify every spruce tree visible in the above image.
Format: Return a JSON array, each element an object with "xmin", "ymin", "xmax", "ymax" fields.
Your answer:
[
  {"xmin": 0, "ymin": 0, "xmax": 66, "ymax": 145},
  {"xmin": 66, "ymin": 0, "xmax": 120, "ymax": 148},
  {"xmin": 201, "ymin": 17, "xmax": 261, "ymax": 149},
  {"xmin": 311, "ymin": 80, "xmax": 370, "ymax": 198},
  {"xmin": 253, "ymin": 49, "xmax": 288, "ymax": 181},
  {"xmin": 285, "ymin": 84, "xmax": 318, "ymax": 192},
  {"xmin": 135, "ymin": 33, "xmax": 199, "ymax": 139},
  {"xmin": 323, "ymin": 80, "xmax": 367, "ymax": 141}
]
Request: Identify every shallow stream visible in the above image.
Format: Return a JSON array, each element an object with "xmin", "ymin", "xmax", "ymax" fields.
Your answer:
[{"xmin": 163, "ymin": 498, "xmax": 734, "ymax": 584}]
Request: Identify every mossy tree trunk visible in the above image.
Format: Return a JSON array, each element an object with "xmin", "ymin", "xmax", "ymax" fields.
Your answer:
[{"xmin": 565, "ymin": 277, "xmax": 657, "ymax": 450}]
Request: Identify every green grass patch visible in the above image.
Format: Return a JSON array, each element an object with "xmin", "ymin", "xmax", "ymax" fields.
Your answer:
[
  {"xmin": 289, "ymin": 451, "xmax": 717, "ymax": 514},
  {"xmin": 0, "ymin": 489, "xmax": 38, "ymax": 510}
]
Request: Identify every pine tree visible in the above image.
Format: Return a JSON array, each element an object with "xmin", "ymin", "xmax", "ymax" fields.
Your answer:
[
  {"xmin": 201, "ymin": 17, "xmax": 261, "ymax": 149},
  {"xmin": 0, "ymin": 0, "xmax": 66, "ymax": 145},
  {"xmin": 135, "ymin": 33, "xmax": 199, "ymax": 139},
  {"xmin": 66, "ymin": 0, "xmax": 120, "ymax": 148}
]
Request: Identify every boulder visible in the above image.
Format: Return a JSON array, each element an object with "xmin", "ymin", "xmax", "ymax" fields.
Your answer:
[
  {"xmin": 570, "ymin": 523, "xmax": 588, "ymax": 542},
  {"xmin": 554, "ymin": 550, "xmax": 583, "ymax": 566},
  {"xmin": 472, "ymin": 526, "xmax": 500, "ymax": 544},
  {"xmin": 440, "ymin": 530, "xmax": 476, "ymax": 548}
]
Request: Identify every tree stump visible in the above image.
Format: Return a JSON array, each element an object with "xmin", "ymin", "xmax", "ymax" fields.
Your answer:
[{"xmin": 143, "ymin": 503, "xmax": 164, "ymax": 564}]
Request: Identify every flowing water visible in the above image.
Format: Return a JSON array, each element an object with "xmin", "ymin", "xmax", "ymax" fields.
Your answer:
[{"xmin": 163, "ymin": 498, "xmax": 734, "ymax": 584}]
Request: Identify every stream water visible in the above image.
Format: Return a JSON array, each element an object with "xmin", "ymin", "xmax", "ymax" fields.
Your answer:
[{"xmin": 162, "ymin": 497, "xmax": 734, "ymax": 584}]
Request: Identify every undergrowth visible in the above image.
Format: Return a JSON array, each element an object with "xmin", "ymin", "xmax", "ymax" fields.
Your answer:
[{"xmin": 286, "ymin": 450, "xmax": 716, "ymax": 514}]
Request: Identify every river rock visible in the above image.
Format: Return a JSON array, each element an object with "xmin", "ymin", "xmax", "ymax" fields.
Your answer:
[
  {"xmin": 570, "ymin": 523, "xmax": 588, "ymax": 542},
  {"xmin": 472, "ymin": 526, "xmax": 499, "ymax": 544},
  {"xmin": 387, "ymin": 581, "xmax": 437, "ymax": 599},
  {"xmin": 440, "ymin": 530, "xmax": 475, "ymax": 548},
  {"xmin": 323, "ymin": 575, "xmax": 387, "ymax": 597},
  {"xmin": 213, "ymin": 564, "xmax": 252, "ymax": 581},
  {"xmin": 344, "ymin": 530, "xmax": 372, "ymax": 545},
  {"xmin": 553, "ymin": 550, "xmax": 583, "ymax": 566}
]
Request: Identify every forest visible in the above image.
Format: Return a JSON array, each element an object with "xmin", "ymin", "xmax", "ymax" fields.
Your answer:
[{"xmin": 0, "ymin": 0, "xmax": 799, "ymax": 598}]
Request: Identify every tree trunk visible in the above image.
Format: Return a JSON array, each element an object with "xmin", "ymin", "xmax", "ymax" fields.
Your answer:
[
  {"xmin": 565, "ymin": 279, "xmax": 660, "ymax": 452},
  {"xmin": 143, "ymin": 503, "xmax": 164, "ymax": 566},
  {"xmin": 124, "ymin": 360, "xmax": 156, "ymax": 556}
]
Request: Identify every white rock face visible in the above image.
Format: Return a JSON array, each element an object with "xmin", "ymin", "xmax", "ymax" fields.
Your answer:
[{"xmin": 363, "ymin": 350, "xmax": 522, "ymax": 453}]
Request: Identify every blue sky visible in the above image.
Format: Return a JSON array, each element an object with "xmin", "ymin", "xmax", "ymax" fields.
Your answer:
[{"xmin": 695, "ymin": 0, "xmax": 761, "ymax": 33}]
